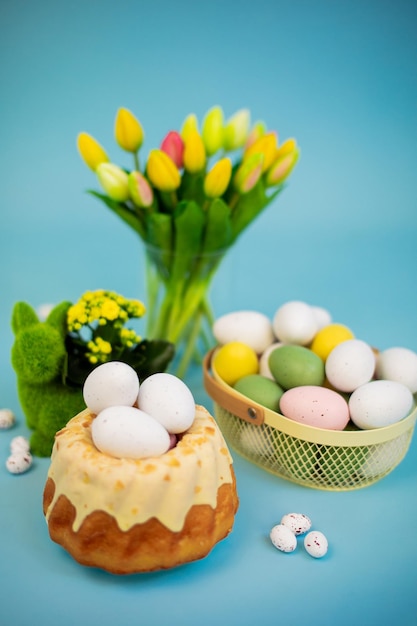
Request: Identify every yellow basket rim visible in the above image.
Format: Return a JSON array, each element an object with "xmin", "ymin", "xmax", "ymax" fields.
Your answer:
[{"xmin": 203, "ymin": 349, "xmax": 417, "ymax": 447}]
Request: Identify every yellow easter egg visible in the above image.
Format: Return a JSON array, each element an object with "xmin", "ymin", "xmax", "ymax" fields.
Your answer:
[
  {"xmin": 310, "ymin": 323, "xmax": 355, "ymax": 361},
  {"xmin": 213, "ymin": 341, "xmax": 259, "ymax": 386}
]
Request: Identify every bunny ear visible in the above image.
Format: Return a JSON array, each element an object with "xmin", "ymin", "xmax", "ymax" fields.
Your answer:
[
  {"xmin": 11, "ymin": 302, "xmax": 39, "ymax": 334},
  {"xmin": 46, "ymin": 301, "xmax": 72, "ymax": 335}
]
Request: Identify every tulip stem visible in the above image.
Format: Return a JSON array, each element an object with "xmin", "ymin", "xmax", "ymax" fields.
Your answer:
[{"xmin": 134, "ymin": 152, "xmax": 140, "ymax": 172}]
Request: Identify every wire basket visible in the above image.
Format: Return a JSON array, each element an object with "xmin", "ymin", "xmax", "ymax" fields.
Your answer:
[{"xmin": 203, "ymin": 349, "xmax": 417, "ymax": 491}]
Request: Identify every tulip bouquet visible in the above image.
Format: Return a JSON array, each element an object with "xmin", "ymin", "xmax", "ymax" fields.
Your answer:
[{"xmin": 77, "ymin": 105, "xmax": 299, "ymax": 377}]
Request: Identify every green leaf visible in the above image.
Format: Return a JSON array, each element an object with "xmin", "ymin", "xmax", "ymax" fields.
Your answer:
[
  {"xmin": 171, "ymin": 200, "xmax": 205, "ymax": 283},
  {"xmin": 122, "ymin": 339, "xmax": 175, "ymax": 381},
  {"xmin": 145, "ymin": 212, "xmax": 173, "ymax": 278},
  {"xmin": 89, "ymin": 190, "xmax": 145, "ymax": 239},
  {"xmin": 63, "ymin": 336, "xmax": 175, "ymax": 387},
  {"xmin": 63, "ymin": 336, "xmax": 95, "ymax": 387},
  {"xmin": 231, "ymin": 182, "xmax": 283, "ymax": 240},
  {"xmin": 202, "ymin": 198, "xmax": 233, "ymax": 254},
  {"xmin": 179, "ymin": 171, "xmax": 206, "ymax": 206},
  {"xmin": 147, "ymin": 212, "xmax": 173, "ymax": 253}
]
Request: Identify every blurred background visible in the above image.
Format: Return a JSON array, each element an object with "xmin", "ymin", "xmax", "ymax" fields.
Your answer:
[{"xmin": 1, "ymin": 0, "xmax": 416, "ymax": 402}]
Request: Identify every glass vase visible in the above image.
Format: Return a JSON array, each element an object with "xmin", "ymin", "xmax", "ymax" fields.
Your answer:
[{"xmin": 143, "ymin": 243, "xmax": 226, "ymax": 380}]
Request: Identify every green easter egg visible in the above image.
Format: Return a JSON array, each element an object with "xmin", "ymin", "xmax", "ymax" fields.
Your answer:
[
  {"xmin": 269, "ymin": 345, "xmax": 325, "ymax": 389},
  {"xmin": 234, "ymin": 374, "xmax": 284, "ymax": 412}
]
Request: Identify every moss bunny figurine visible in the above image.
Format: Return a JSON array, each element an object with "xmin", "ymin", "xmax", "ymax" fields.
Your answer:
[{"xmin": 11, "ymin": 301, "xmax": 85, "ymax": 457}]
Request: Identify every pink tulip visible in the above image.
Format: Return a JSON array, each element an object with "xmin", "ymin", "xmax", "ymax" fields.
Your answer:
[{"xmin": 160, "ymin": 131, "xmax": 184, "ymax": 168}]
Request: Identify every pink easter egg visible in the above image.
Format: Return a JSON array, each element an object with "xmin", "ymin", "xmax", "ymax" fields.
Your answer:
[{"xmin": 279, "ymin": 385, "xmax": 350, "ymax": 430}]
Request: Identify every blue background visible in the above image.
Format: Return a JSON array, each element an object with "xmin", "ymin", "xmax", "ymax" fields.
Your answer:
[{"xmin": 1, "ymin": 1, "xmax": 416, "ymax": 624}]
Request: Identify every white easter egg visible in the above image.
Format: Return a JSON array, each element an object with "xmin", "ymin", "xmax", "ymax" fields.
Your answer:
[
  {"xmin": 0, "ymin": 408, "xmax": 16, "ymax": 429},
  {"xmin": 272, "ymin": 301, "xmax": 318, "ymax": 345},
  {"xmin": 213, "ymin": 310, "xmax": 275, "ymax": 353},
  {"xmin": 137, "ymin": 373, "xmax": 195, "ymax": 434},
  {"xmin": 259, "ymin": 342, "xmax": 283, "ymax": 379},
  {"xmin": 311, "ymin": 306, "xmax": 332, "ymax": 330},
  {"xmin": 10, "ymin": 436, "xmax": 30, "ymax": 455},
  {"xmin": 281, "ymin": 513, "xmax": 312, "ymax": 536},
  {"xmin": 349, "ymin": 380, "xmax": 414, "ymax": 429},
  {"xmin": 270, "ymin": 524, "xmax": 297, "ymax": 553},
  {"xmin": 91, "ymin": 406, "xmax": 170, "ymax": 459},
  {"xmin": 325, "ymin": 339, "xmax": 376, "ymax": 392},
  {"xmin": 376, "ymin": 347, "xmax": 417, "ymax": 393},
  {"xmin": 83, "ymin": 361, "xmax": 140, "ymax": 414},
  {"xmin": 304, "ymin": 531, "xmax": 328, "ymax": 558},
  {"xmin": 6, "ymin": 452, "xmax": 33, "ymax": 474}
]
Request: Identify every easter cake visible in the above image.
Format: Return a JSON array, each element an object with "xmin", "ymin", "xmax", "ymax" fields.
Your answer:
[{"xmin": 43, "ymin": 365, "xmax": 238, "ymax": 574}]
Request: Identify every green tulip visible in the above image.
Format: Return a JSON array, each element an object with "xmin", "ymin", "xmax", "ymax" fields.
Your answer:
[
  {"xmin": 128, "ymin": 171, "xmax": 154, "ymax": 208},
  {"xmin": 202, "ymin": 106, "xmax": 224, "ymax": 156},
  {"xmin": 233, "ymin": 153, "xmax": 264, "ymax": 193}
]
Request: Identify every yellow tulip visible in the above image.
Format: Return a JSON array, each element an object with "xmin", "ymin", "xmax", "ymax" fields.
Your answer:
[
  {"xmin": 203, "ymin": 157, "xmax": 232, "ymax": 198},
  {"xmin": 244, "ymin": 131, "xmax": 278, "ymax": 173},
  {"xmin": 146, "ymin": 149, "xmax": 181, "ymax": 192},
  {"xmin": 180, "ymin": 113, "xmax": 199, "ymax": 141},
  {"xmin": 96, "ymin": 163, "xmax": 130, "ymax": 202},
  {"xmin": 114, "ymin": 107, "xmax": 144, "ymax": 153},
  {"xmin": 265, "ymin": 147, "xmax": 300, "ymax": 186},
  {"xmin": 77, "ymin": 132, "xmax": 109, "ymax": 171},
  {"xmin": 201, "ymin": 106, "xmax": 224, "ymax": 156},
  {"xmin": 274, "ymin": 137, "xmax": 297, "ymax": 160},
  {"xmin": 183, "ymin": 130, "xmax": 206, "ymax": 174},
  {"xmin": 233, "ymin": 153, "xmax": 264, "ymax": 194},
  {"xmin": 223, "ymin": 109, "xmax": 250, "ymax": 151}
]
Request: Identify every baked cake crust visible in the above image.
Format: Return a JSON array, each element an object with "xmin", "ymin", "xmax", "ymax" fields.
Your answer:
[{"xmin": 43, "ymin": 405, "xmax": 238, "ymax": 574}]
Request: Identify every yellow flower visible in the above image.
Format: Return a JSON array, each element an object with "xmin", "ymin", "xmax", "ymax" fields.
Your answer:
[
  {"xmin": 146, "ymin": 149, "xmax": 181, "ymax": 192},
  {"xmin": 180, "ymin": 113, "xmax": 199, "ymax": 141},
  {"xmin": 126, "ymin": 299, "xmax": 146, "ymax": 317},
  {"xmin": 233, "ymin": 153, "xmax": 264, "ymax": 193},
  {"xmin": 203, "ymin": 158, "xmax": 232, "ymax": 198},
  {"xmin": 274, "ymin": 138, "xmax": 298, "ymax": 160},
  {"xmin": 100, "ymin": 298, "xmax": 120, "ymax": 321},
  {"xmin": 244, "ymin": 132, "xmax": 278, "ymax": 173},
  {"xmin": 114, "ymin": 107, "xmax": 144, "ymax": 153},
  {"xmin": 86, "ymin": 337, "xmax": 112, "ymax": 364},
  {"xmin": 265, "ymin": 144, "xmax": 300, "ymax": 186},
  {"xmin": 201, "ymin": 106, "xmax": 224, "ymax": 156},
  {"xmin": 223, "ymin": 109, "xmax": 250, "ymax": 151},
  {"xmin": 77, "ymin": 132, "xmax": 109, "ymax": 171},
  {"xmin": 67, "ymin": 302, "xmax": 88, "ymax": 331},
  {"xmin": 183, "ymin": 130, "xmax": 206, "ymax": 174},
  {"xmin": 120, "ymin": 327, "xmax": 141, "ymax": 347},
  {"xmin": 96, "ymin": 163, "xmax": 130, "ymax": 202}
]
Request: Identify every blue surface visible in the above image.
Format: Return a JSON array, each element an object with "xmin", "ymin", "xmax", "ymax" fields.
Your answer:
[{"xmin": 1, "ymin": 1, "xmax": 417, "ymax": 624}]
